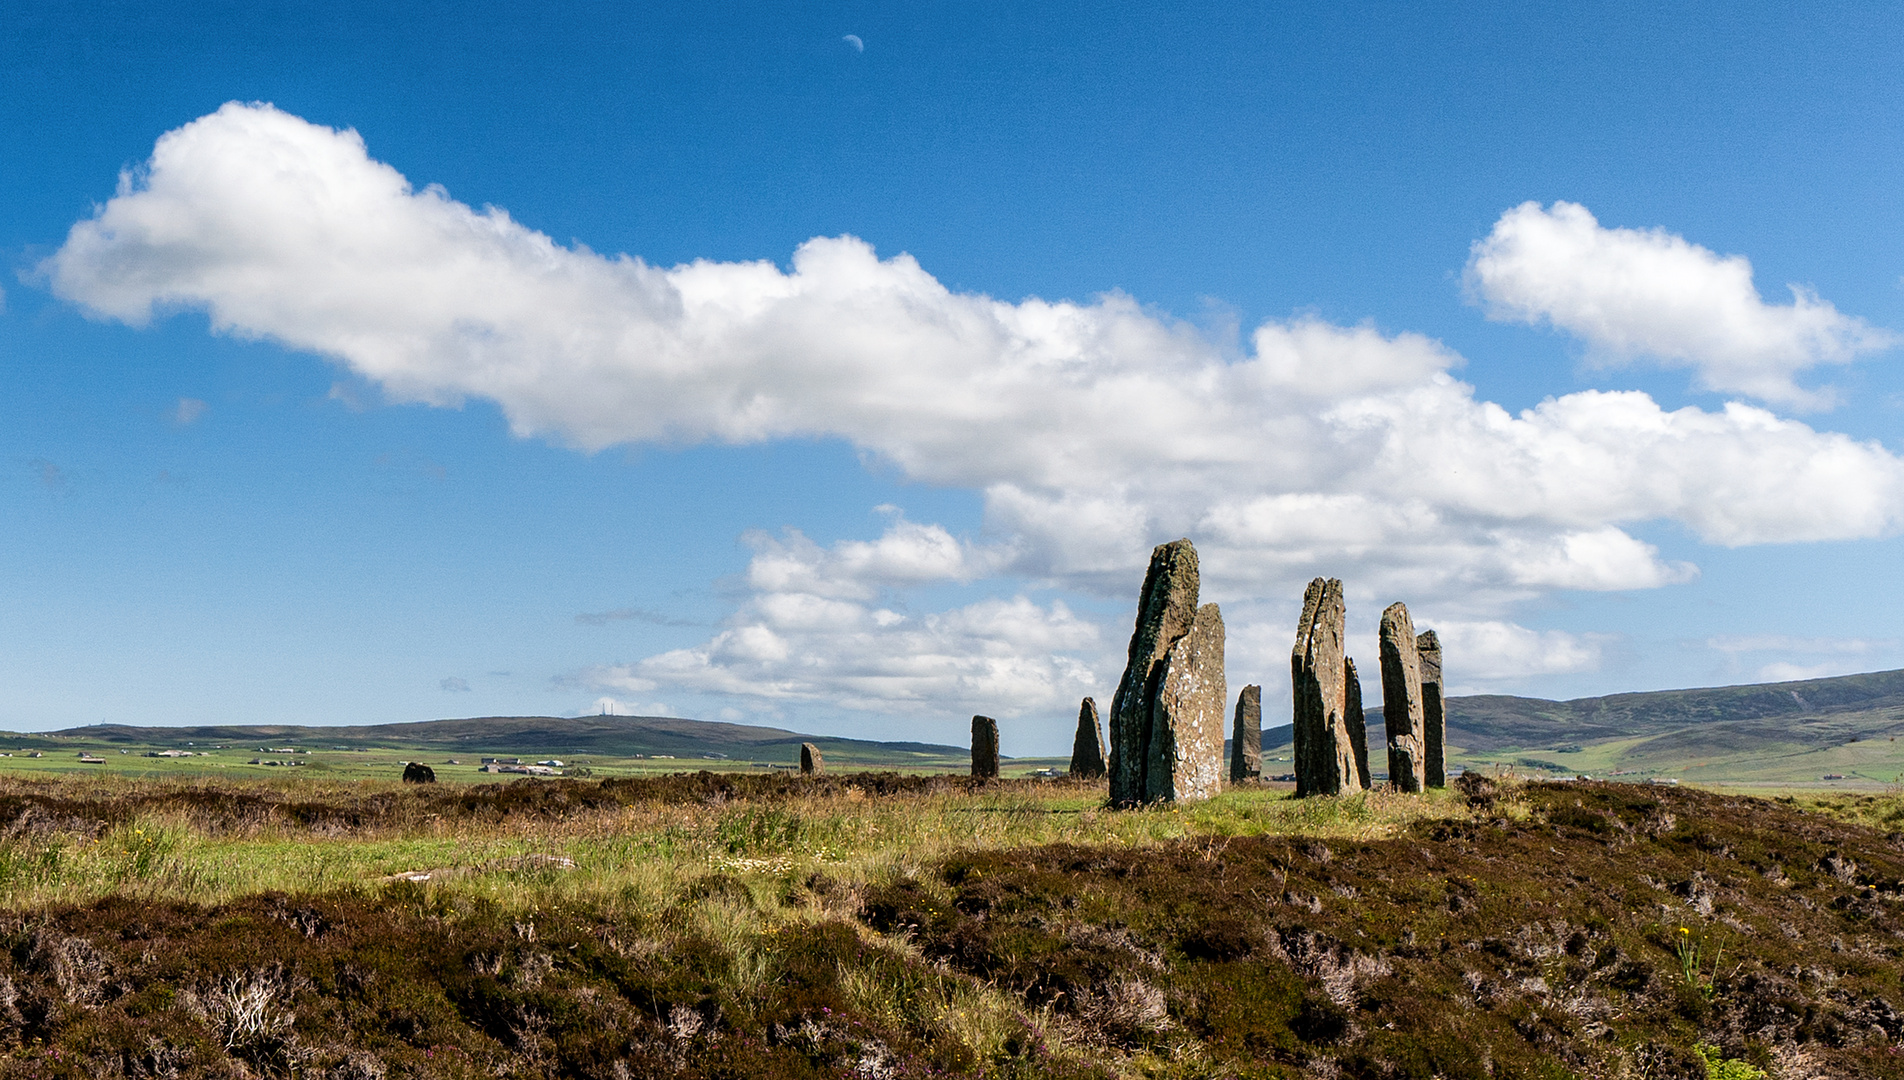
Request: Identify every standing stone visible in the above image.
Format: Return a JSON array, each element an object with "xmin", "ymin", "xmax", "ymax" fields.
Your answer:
[
  {"xmin": 1146, "ymin": 602, "xmax": 1227, "ymax": 803},
  {"xmin": 1229, "ymin": 684, "xmax": 1262, "ymax": 782},
  {"xmin": 1380, "ymin": 603, "xmax": 1427, "ymax": 793},
  {"xmin": 1108, "ymin": 540, "xmax": 1202, "ymax": 806},
  {"xmin": 971, "ymin": 715, "xmax": 1000, "ymax": 779},
  {"xmin": 401, "ymin": 762, "xmax": 436, "ymax": 784},
  {"xmin": 1070, "ymin": 698, "xmax": 1108, "ymax": 779},
  {"xmin": 1290, "ymin": 578, "xmax": 1363, "ymax": 796},
  {"xmin": 1344, "ymin": 657, "xmax": 1371, "ymax": 789},
  {"xmin": 1417, "ymin": 630, "xmax": 1445, "ymax": 788},
  {"xmin": 800, "ymin": 742, "xmax": 824, "ymax": 776}
]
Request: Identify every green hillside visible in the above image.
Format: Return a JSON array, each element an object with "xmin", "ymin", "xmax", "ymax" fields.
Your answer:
[
  {"xmin": 0, "ymin": 714, "xmax": 976, "ymax": 781},
  {"xmin": 1264, "ymin": 666, "xmax": 1904, "ymax": 786},
  {"xmin": 52, "ymin": 714, "xmax": 963, "ymax": 763}
]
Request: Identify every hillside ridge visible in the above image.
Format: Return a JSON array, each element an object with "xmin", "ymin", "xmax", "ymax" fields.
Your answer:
[
  {"xmin": 1263, "ymin": 666, "xmax": 1904, "ymax": 779},
  {"xmin": 27, "ymin": 713, "xmax": 966, "ymax": 760}
]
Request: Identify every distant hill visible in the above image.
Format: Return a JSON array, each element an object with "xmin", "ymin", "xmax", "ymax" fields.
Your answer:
[
  {"xmin": 33, "ymin": 714, "xmax": 967, "ymax": 766},
  {"xmin": 1263, "ymin": 667, "xmax": 1904, "ymax": 784}
]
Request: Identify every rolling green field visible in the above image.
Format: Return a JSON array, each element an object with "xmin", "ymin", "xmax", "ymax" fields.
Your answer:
[
  {"xmin": 1259, "ymin": 664, "xmax": 1904, "ymax": 790},
  {"xmin": 0, "ymin": 726, "xmax": 1011, "ymax": 784}
]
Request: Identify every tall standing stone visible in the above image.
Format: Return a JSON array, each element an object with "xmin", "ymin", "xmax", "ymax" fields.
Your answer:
[
  {"xmin": 971, "ymin": 715, "xmax": 1000, "ymax": 779},
  {"xmin": 1229, "ymin": 684, "xmax": 1262, "ymax": 782},
  {"xmin": 1416, "ymin": 630, "xmax": 1445, "ymax": 788},
  {"xmin": 800, "ymin": 742, "xmax": 824, "ymax": 776},
  {"xmin": 1108, "ymin": 540, "xmax": 1202, "ymax": 806},
  {"xmin": 1380, "ymin": 603, "xmax": 1427, "ymax": 793},
  {"xmin": 1070, "ymin": 698, "xmax": 1107, "ymax": 779},
  {"xmin": 1146, "ymin": 603, "xmax": 1227, "ymax": 803},
  {"xmin": 1290, "ymin": 578, "xmax": 1363, "ymax": 796},
  {"xmin": 1343, "ymin": 658, "xmax": 1371, "ymax": 789}
]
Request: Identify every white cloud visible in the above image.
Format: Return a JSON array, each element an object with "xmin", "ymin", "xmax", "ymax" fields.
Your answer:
[
  {"xmin": 440, "ymin": 676, "xmax": 470, "ymax": 692},
  {"xmin": 38, "ymin": 104, "xmax": 1904, "ymax": 725},
  {"xmin": 1703, "ymin": 634, "xmax": 1897, "ymax": 687},
  {"xmin": 743, "ymin": 515, "xmax": 1010, "ymax": 601},
  {"xmin": 172, "ymin": 397, "xmax": 208, "ymax": 425},
  {"xmin": 1467, "ymin": 201, "xmax": 1893, "ymax": 409},
  {"xmin": 574, "ymin": 523, "xmax": 1101, "ymax": 723},
  {"xmin": 1756, "ymin": 661, "xmax": 1864, "ymax": 683},
  {"xmin": 1425, "ymin": 620, "xmax": 1610, "ymax": 684}
]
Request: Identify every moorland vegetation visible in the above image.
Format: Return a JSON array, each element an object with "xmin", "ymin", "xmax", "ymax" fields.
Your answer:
[{"xmin": 0, "ymin": 771, "xmax": 1893, "ymax": 1077}]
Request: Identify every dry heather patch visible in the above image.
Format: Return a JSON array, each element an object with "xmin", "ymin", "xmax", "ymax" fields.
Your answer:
[{"xmin": 0, "ymin": 776, "xmax": 1895, "ymax": 1075}]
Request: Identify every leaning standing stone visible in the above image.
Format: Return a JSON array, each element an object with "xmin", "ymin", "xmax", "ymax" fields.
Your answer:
[
  {"xmin": 1070, "ymin": 698, "xmax": 1107, "ymax": 779},
  {"xmin": 1290, "ymin": 578, "xmax": 1361, "ymax": 796},
  {"xmin": 1229, "ymin": 684, "xmax": 1262, "ymax": 782},
  {"xmin": 1380, "ymin": 603, "xmax": 1426, "ymax": 793},
  {"xmin": 800, "ymin": 742, "xmax": 824, "ymax": 776},
  {"xmin": 1417, "ymin": 630, "xmax": 1445, "ymax": 788},
  {"xmin": 971, "ymin": 715, "xmax": 1001, "ymax": 779},
  {"xmin": 1145, "ymin": 602, "xmax": 1227, "ymax": 803},
  {"xmin": 1107, "ymin": 539, "xmax": 1201, "ymax": 807}
]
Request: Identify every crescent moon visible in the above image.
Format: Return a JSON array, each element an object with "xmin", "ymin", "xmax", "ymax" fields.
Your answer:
[{"xmin": 842, "ymin": 34, "xmax": 864, "ymax": 52}]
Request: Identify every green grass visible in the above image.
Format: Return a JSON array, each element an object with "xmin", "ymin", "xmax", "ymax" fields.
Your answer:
[
  {"xmin": 0, "ymin": 772, "xmax": 1900, "ymax": 1076},
  {"xmin": 0, "ymin": 741, "xmax": 1081, "ymax": 784},
  {"xmin": 1460, "ymin": 729, "xmax": 1904, "ymax": 790},
  {"xmin": 0, "ymin": 774, "xmax": 1463, "ymax": 910}
]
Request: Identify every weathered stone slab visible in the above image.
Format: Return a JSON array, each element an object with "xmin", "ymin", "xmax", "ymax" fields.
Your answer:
[
  {"xmin": 1108, "ymin": 539, "xmax": 1200, "ymax": 807},
  {"xmin": 800, "ymin": 742, "xmax": 824, "ymax": 776},
  {"xmin": 1070, "ymin": 697, "xmax": 1107, "ymax": 779},
  {"xmin": 1344, "ymin": 657, "xmax": 1370, "ymax": 789},
  {"xmin": 1416, "ymin": 629, "xmax": 1445, "ymax": 788},
  {"xmin": 1146, "ymin": 602, "xmax": 1227, "ymax": 803},
  {"xmin": 1380, "ymin": 603, "xmax": 1426, "ymax": 793},
  {"xmin": 1290, "ymin": 578, "xmax": 1361, "ymax": 796},
  {"xmin": 971, "ymin": 715, "xmax": 1000, "ymax": 779},
  {"xmin": 1229, "ymin": 684, "xmax": 1262, "ymax": 782}
]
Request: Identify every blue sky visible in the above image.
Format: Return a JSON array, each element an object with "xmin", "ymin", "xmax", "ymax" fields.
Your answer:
[{"xmin": 6, "ymin": 1, "xmax": 1904, "ymax": 753}]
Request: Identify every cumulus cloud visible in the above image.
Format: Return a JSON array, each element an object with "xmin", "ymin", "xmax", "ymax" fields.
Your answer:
[
  {"xmin": 1705, "ymin": 634, "xmax": 1896, "ymax": 686},
  {"xmin": 1467, "ymin": 201, "xmax": 1893, "ymax": 409},
  {"xmin": 1756, "ymin": 661, "xmax": 1868, "ymax": 683},
  {"xmin": 573, "ymin": 523, "xmax": 1100, "ymax": 722},
  {"xmin": 573, "ymin": 522, "xmax": 1100, "ymax": 726},
  {"xmin": 37, "ymin": 104, "xmax": 1904, "ymax": 722},
  {"xmin": 1425, "ymin": 621, "xmax": 1610, "ymax": 684}
]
